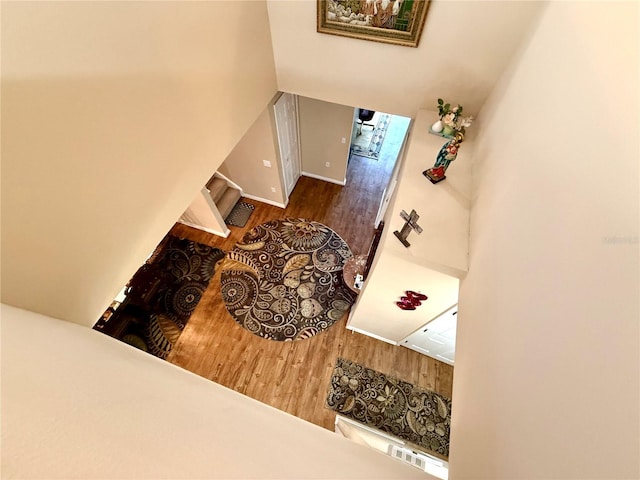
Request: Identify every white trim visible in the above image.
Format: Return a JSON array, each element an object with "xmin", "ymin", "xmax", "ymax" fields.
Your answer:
[
  {"xmin": 271, "ymin": 98, "xmax": 290, "ymax": 205},
  {"xmin": 213, "ymin": 171, "xmax": 244, "ymax": 195},
  {"xmin": 375, "ymin": 186, "xmax": 388, "ymax": 227},
  {"xmin": 335, "ymin": 415, "xmax": 406, "ymax": 445},
  {"xmin": 346, "ymin": 325, "xmax": 398, "ymax": 345},
  {"xmin": 294, "ymin": 94, "xmax": 303, "ymax": 191},
  {"xmin": 177, "ymin": 219, "xmax": 230, "ymax": 238},
  {"xmin": 301, "ymin": 172, "xmax": 346, "ymax": 186},
  {"xmin": 241, "ymin": 193, "xmax": 287, "ymax": 209}
]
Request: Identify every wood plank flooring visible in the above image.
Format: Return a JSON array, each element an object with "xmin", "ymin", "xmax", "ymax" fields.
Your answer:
[{"xmin": 166, "ymin": 152, "xmax": 454, "ymax": 431}]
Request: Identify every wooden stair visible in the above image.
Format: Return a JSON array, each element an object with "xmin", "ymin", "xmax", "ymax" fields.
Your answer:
[{"xmin": 206, "ymin": 176, "xmax": 242, "ymax": 220}]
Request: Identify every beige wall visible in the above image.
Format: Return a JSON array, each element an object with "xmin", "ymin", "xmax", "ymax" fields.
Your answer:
[
  {"xmin": 1, "ymin": 304, "xmax": 431, "ymax": 479},
  {"xmin": 298, "ymin": 96, "xmax": 353, "ymax": 184},
  {"xmin": 1, "ymin": 1, "xmax": 277, "ymax": 325},
  {"xmin": 218, "ymin": 101, "xmax": 287, "ymax": 207},
  {"xmin": 267, "ymin": 0, "xmax": 545, "ymax": 118},
  {"xmin": 450, "ymin": 2, "xmax": 639, "ymax": 478}
]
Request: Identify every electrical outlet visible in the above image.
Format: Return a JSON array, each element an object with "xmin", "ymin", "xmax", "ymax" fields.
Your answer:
[
  {"xmin": 325, "ymin": 162, "xmax": 331, "ymax": 167},
  {"xmin": 341, "ymin": 137, "xmax": 346, "ymax": 144},
  {"xmin": 262, "ymin": 160, "xmax": 272, "ymax": 168},
  {"xmin": 271, "ymin": 187, "xmax": 276, "ymax": 193}
]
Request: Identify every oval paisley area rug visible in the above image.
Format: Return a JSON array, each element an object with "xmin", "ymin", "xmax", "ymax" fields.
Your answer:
[{"xmin": 220, "ymin": 218, "xmax": 357, "ymax": 341}]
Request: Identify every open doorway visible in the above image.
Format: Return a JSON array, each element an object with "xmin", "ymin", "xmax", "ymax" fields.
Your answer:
[
  {"xmin": 347, "ymin": 108, "xmax": 412, "ymax": 227},
  {"xmin": 349, "ymin": 108, "xmax": 411, "ymax": 168}
]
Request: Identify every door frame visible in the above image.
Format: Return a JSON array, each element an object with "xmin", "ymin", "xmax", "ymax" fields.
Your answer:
[{"xmin": 273, "ymin": 92, "xmax": 302, "ymax": 202}]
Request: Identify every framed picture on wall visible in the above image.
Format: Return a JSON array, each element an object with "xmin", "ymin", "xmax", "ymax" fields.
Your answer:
[{"xmin": 317, "ymin": 0, "xmax": 430, "ymax": 48}]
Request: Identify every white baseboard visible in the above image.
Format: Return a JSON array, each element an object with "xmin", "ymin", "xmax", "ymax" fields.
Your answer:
[
  {"xmin": 178, "ymin": 220, "xmax": 230, "ymax": 238},
  {"xmin": 241, "ymin": 193, "xmax": 287, "ymax": 209},
  {"xmin": 302, "ymin": 172, "xmax": 346, "ymax": 186},
  {"xmin": 345, "ymin": 325, "xmax": 398, "ymax": 345}
]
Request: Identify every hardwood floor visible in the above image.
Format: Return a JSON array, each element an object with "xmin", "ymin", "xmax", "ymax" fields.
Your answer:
[{"xmin": 166, "ymin": 151, "xmax": 454, "ymax": 431}]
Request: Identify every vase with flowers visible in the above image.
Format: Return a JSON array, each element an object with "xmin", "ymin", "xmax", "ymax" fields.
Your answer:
[{"xmin": 432, "ymin": 98, "xmax": 473, "ymax": 138}]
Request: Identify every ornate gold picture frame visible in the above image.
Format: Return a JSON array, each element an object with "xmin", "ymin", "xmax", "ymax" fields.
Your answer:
[{"xmin": 317, "ymin": 0, "xmax": 430, "ymax": 48}]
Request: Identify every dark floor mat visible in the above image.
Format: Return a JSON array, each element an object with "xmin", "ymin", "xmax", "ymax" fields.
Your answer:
[{"xmin": 226, "ymin": 201, "xmax": 255, "ymax": 227}]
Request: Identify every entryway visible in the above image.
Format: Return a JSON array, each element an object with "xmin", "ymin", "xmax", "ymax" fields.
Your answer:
[
  {"xmin": 349, "ymin": 108, "xmax": 411, "ymax": 166},
  {"xmin": 160, "ymin": 174, "xmax": 454, "ymax": 431},
  {"xmin": 92, "ymin": 99, "xmax": 453, "ymax": 474}
]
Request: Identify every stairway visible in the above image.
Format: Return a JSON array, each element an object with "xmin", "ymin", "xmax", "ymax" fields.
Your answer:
[{"xmin": 206, "ymin": 176, "xmax": 242, "ymax": 221}]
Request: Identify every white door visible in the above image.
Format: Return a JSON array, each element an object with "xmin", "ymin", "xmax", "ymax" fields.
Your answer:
[
  {"xmin": 274, "ymin": 93, "xmax": 301, "ymax": 197},
  {"xmin": 401, "ymin": 306, "xmax": 457, "ymax": 366}
]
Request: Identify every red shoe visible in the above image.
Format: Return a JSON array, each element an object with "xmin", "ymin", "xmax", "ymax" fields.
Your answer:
[
  {"xmin": 396, "ymin": 300, "xmax": 416, "ymax": 310},
  {"xmin": 401, "ymin": 295, "xmax": 421, "ymax": 306},
  {"xmin": 406, "ymin": 290, "xmax": 428, "ymax": 301}
]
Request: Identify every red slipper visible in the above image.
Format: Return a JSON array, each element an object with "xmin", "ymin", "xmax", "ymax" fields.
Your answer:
[
  {"xmin": 406, "ymin": 290, "xmax": 428, "ymax": 301},
  {"xmin": 396, "ymin": 300, "xmax": 416, "ymax": 310},
  {"xmin": 401, "ymin": 295, "xmax": 421, "ymax": 306}
]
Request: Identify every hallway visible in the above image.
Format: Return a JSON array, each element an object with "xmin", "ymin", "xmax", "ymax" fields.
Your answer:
[{"xmin": 166, "ymin": 137, "xmax": 453, "ymax": 431}]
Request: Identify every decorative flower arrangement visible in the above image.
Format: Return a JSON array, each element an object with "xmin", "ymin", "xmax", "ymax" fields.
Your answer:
[
  {"xmin": 435, "ymin": 98, "xmax": 474, "ymax": 136},
  {"xmin": 437, "ymin": 98, "xmax": 458, "ymax": 119}
]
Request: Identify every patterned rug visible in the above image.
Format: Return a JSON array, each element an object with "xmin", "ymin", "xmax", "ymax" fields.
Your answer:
[
  {"xmin": 97, "ymin": 236, "xmax": 225, "ymax": 359},
  {"xmin": 326, "ymin": 357, "xmax": 452, "ymax": 458},
  {"xmin": 226, "ymin": 201, "xmax": 255, "ymax": 228},
  {"xmin": 220, "ymin": 218, "xmax": 356, "ymax": 341},
  {"xmin": 351, "ymin": 113, "xmax": 391, "ymax": 160}
]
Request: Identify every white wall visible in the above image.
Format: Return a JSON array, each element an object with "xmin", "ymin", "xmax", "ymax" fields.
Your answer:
[
  {"xmin": 1, "ymin": 304, "xmax": 431, "ymax": 479},
  {"xmin": 267, "ymin": 0, "xmax": 545, "ymax": 118},
  {"xmin": 350, "ymin": 252, "xmax": 459, "ymax": 343},
  {"xmin": 1, "ymin": 1, "xmax": 277, "ymax": 325},
  {"xmin": 450, "ymin": 2, "xmax": 639, "ymax": 478}
]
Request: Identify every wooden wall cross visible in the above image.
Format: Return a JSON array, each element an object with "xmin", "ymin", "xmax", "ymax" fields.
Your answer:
[{"xmin": 393, "ymin": 209, "xmax": 423, "ymax": 247}]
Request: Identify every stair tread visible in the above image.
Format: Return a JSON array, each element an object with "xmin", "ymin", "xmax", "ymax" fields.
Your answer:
[
  {"xmin": 207, "ymin": 178, "xmax": 228, "ymax": 203},
  {"xmin": 216, "ymin": 187, "xmax": 242, "ymax": 220}
]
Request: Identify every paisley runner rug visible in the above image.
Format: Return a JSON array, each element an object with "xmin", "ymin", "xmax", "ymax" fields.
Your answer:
[
  {"xmin": 326, "ymin": 357, "xmax": 452, "ymax": 458},
  {"xmin": 220, "ymin": 218, "xmax": 356, "ymax": 341},
  {"xmin": 351, "ymin": 113, "xmax": 391, "ymax": 160}
]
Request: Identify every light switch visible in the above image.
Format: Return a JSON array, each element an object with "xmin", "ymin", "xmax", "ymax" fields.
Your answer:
[
  {"xmin": 341, "ymin": 137, "xmax": 346, "ymax": 144},
  {"xmin": 263, "ymin": 160, "xmax": 272, "ymax": 168}
]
